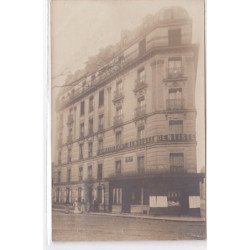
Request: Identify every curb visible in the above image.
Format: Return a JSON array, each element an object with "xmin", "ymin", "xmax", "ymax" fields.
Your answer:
[{"xmin": 52, "ymin": 209, "xmax": 205, "ymax": 222}]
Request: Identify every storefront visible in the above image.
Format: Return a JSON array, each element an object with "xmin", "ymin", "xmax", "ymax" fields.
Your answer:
[{"xmin": 108, "ymin": 172, "xmax": 204, "ymax": 216}]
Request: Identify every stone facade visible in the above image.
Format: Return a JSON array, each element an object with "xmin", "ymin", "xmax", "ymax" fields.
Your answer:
[{"xmin": 52, "ymin": 7, "xmax": 203, "ymax": 216}]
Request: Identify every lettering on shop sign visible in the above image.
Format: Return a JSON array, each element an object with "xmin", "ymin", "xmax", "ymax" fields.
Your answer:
[
  {"xmin": 97, "ymin": 133, "xmax": 196, "ymax": 155},
  {"xmin": 125, "ymin": 156, "xmax": 133, "ymax": 162}
]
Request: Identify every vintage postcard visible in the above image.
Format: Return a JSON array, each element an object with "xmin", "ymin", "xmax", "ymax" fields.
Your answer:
[{"xmin": 50, "ymin": 0, "xmax": 206, "ymax": 241}]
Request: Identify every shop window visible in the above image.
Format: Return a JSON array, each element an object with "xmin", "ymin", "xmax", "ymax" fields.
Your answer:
[
  {"xmin": 113, "ymin": 188, "xmax": 122, "ymax": 205},
  {"xmin": 77, "ymin": 187, "xmax": 82, "ymax": 202}
]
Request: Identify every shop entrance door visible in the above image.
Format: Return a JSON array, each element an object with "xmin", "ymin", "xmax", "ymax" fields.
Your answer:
[{"xmin": 122, "ymin": 186, "xmax": 131, "ymax": 213}]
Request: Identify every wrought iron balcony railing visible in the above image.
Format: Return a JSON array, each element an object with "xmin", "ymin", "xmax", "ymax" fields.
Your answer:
[
  {"xmin": 166, "ymin": 99, "xmax": 185, "ymax": 111},
  {"xmin": 134, "ymin": 105, "xmax": 146, "ymax": 118},
  {"xmin": 134, "ymin": 79, "xmax": 147, "ymax": 92},
  {"xmin": 113, "ymin": 89, "xmax": 124, "ymax": 102}
]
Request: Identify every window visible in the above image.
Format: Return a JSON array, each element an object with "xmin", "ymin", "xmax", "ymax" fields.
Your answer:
[
  {"xmin": 137, "ymin": 126, "xmax": 145, "ymax": 140},
  {"xmin": 115, "ymin": 131, "xmax": 122, "ymax": 145},
  {"xmin": 65, "ymin": 188, "xmax": 71, "ymax": 204},
  {"xmin": 77, "ymin": 187, "xmax": 82, "ymax": 202},
  {"xmin": 137, "ymin": 156, "xmax": 145, "ymax": 173},
  {"xmin": 88, "ymin": 165, "xmax": 92, "ymax": 178},
  {"xmin": 170, "ymin": 153, "xmax": 184, "ymax": 172},
  {"xmin": 168, "ymin": 28, "xmax": 181, "ymax": 46},
  {"xmin": 56, "ymin": 188, "xmax": 61, "ymax": 203},
  {"xmin": 99, "ymin": 89, "xmax": 104, "ymax": 107},
  {"xmin": 68, "ymin": 128, "xmax": 73, "ymax": 142},
  {"xmin": 89, "ymin": 96, "xmax": 94, "ymax": 112},
  {"xmin": 98, "ymin": 114, "xmax": 104, "ymax": 131},
  {"xmin": 67, "ymin": 148, "xmax": 71, "ymax": 163},
  {"xmin": 80, "ymin": 101, "xmax": 85, "ymax": 116},
  {"xmin": 113, "ymin": 188, "xmax": 122, "ymax": 205},
  {"xmin": 168, "ymin": 57, "xmax": 182, "ymax": 77},
  {"xmin": 115, "ymin": 160, "xmax": 121, "ymax": 175},
  {"xmin": 79, "ymin": 144, "xmax": 83, "ymax": 159},
  {"xmin": 80, "ymin": 122, "xmax": 84, "ymax": 138},
  {"xmin": 67, "ymin": 169, "xmax": 71, "ymax": 183},
  {"xmin": 138, "ymin": 96, "xmax": 145, "ymax": 107},
  {"xmin": 138, "ymin": 68, "xmax": 145, "ymax": 83},
  {"xmin": 116, "ymin": 81, "xmax": 122, "ymax": 93},
  {"xmin": 131, "ymin": 188, "xmax": 142, "ymax": 205},
  {"xmin": 97, "ymin": 164, "xmax": 103, "ymax": 180},
  {"xmin": 88, "ymin": 142, "xmax": 93, "ymax": 158},
  {"xmin": 169, "ymin": 120, "xmax": 183, "ymax": 134},
  {"xmin": 139, "ymin": 38, "xmax": 146, "ymax": 56},
  {"xmin": 58, "ymin": 150, "xmax": 61, "ymax": 164},
  {"xmin": 91, "ymin": 75, "xmax": 95, "ymax": 85},
  {"xmin": 57, "ymin": 171, "xmax": 61, "ymax": 183},
  {"xmin": 98, "ymin": 138, "xmax": 103, "ymax": 151},
  {"xmin": 89, "ymin": 118, "xmax": 93, "ymax": 135},
  {"xmin": 79, "ymin": 167, "xmax": 83, "ymax": 181},
  {"xmin": 169, "ymin": 88, "xmax": 182, "ymax": 99},
  {"xmin": 116, "ymin": 107, "xmax": 123, "ymax": 116},
  {"xmin": 167, "ymin": 191, "xmax": 181, "ymax": 202}
]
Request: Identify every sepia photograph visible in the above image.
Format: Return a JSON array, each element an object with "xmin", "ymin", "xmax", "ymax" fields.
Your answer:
[{"xmin": 50, "ymin": 0, "xmax": 206, "ymax": 241}]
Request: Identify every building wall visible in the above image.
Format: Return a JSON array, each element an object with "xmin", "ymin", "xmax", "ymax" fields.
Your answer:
[{"xmin": 52, "ymin": 12, "xmax": 199, "ymax": 212}]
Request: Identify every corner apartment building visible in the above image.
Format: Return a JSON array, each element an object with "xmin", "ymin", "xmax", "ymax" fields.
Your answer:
[{"xmin": 52, "ymin": 7, "xmax": 203, "ymax": 216}]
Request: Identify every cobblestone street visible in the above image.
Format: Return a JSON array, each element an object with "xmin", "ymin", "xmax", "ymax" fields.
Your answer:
[{"xmin": 52, "ymin": 211, "xmax": 206, "ymax": 241}]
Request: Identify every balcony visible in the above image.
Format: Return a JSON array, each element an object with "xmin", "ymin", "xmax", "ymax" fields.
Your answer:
[
  {"xmin": 113, "ymin": 114, "xmax": 123, "ymax": 127},
  {"xmin": 134, "ymin": 79, "xmax": 147, "ymax": 92},
  {"xmin": 67, "ymin": 135, "xmax": 73, "ymax": 144},
  {"xmin": 134, "ymin": 105, "xmax": 146, "ymax": 119},
  {"xmin": 113, "ymin": 89, "xmax": 124, "ymax": 102},
  {"xmin": 166, "ymin": 99, "xmax": 185, "ymax": 111},
  {"xmin": 67, "ymin": 114, "xmax": 74, "ymax": 126}
]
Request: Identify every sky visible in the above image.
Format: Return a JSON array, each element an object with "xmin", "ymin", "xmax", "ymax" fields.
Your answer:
[{"xmin": 51, "ymin": 0, "xmax": 205, "ymax": 171}]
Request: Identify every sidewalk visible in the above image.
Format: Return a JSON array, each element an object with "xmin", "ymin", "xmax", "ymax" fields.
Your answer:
[{"xmin": 53, "ymin": 208, "xmax": 205, "ymax": 222}]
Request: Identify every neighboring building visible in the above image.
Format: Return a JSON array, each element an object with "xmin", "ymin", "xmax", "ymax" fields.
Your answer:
[{"xmin": 52, "ymin": 7, "xmax": 204, "ymax": 216}]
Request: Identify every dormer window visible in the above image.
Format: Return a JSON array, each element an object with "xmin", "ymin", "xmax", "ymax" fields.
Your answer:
[{"xmin": 168, "ymin": 28, "xmax": 181, "ymax": 46}]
